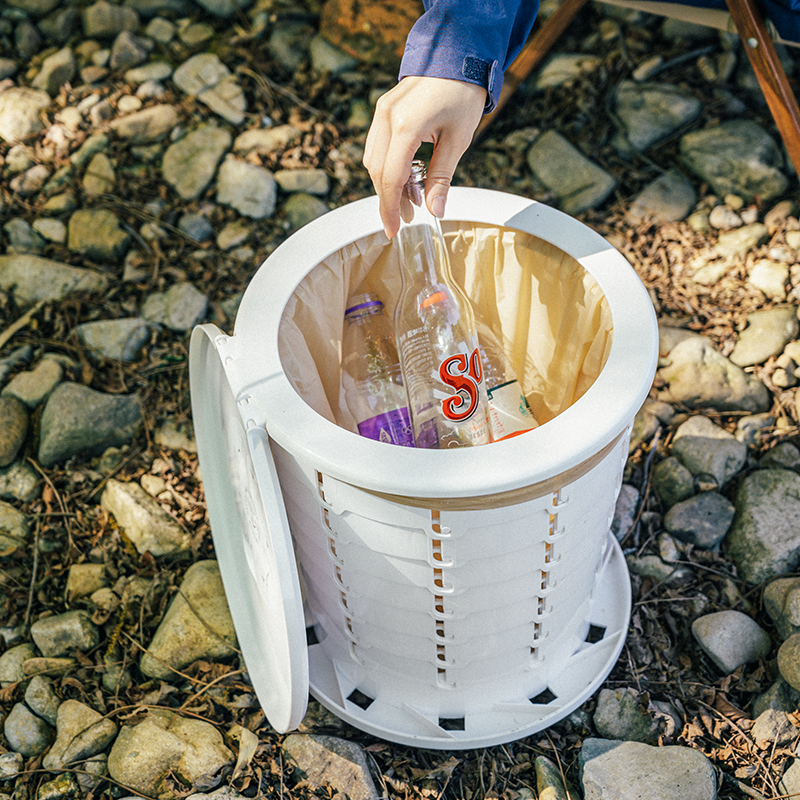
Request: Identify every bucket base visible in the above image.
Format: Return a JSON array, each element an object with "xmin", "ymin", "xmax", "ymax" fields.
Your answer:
[{"xmin": 305, "ymin": 530, "xmax": 631, "ymax": 750}]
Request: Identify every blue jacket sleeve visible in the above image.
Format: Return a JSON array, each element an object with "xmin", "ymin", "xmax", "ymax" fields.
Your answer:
[{"xmin": 399, "ymin": 0, "xmax": 540, "ymax": 113}]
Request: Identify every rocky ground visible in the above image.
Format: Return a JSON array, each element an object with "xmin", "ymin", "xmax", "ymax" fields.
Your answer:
[{"xmin": 1, "ymin": 0, "xmax": 800, "ymax": 798}]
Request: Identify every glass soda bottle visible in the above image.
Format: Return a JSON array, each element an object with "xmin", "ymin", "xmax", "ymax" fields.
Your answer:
[
  {"xmin": 394, "ymin": 160, "xmax": 490, "ymax": 448},
  {"xmin": 341, "ymin": 292, "xmax": 415, "ymax": 447},
  {"xmin": 474, "ymin": 314, "xmax": 538, "ymax": 441}
]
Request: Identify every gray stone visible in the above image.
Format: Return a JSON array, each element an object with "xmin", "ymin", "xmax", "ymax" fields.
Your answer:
[
  {"xmin": 658, "ymin": 337, "xmax": 770, "ymax": 413},
  {"xmin": 760, "ymin": 441, "xmax": 800, "ymax": 470},
  {"xmin": 108, "ymin": 104, "xmax": 179, "ymax": 142},
  {"xmin": 0, "ymin": 397, "xmax": 28, "ymax": 469},
  {"xmin": 708, "ymin": 204, "xmax": 742, "ymax": 230},
  {"xmin": 66, "ymin": 563, "xmax": 107, "ymax": 601},
  {"xmin": 778, "ymin": 633, "xmax": 800, "ymax": 690},
  {"xmin": 309, "ymin": 33, "xmax": 358, "ymax": 74},
  {"xmin": 273, "ymin": 168, "xmax": 330, "ymax": 195},
  {"xmin": 780, "ymin": 757, "xmax": 800, "ymax": 796},
  {"xmin": 43, "ymin": 699, "xmax": 118, "ymax": 770},
  {"xmin": 592, "ymin": 688, "xmax": 661, "ymax": 743},
  {"xmin": 30, "ymin": 610, "xmax": 100, "ymax": 658},
  {"xmin": 24, "ymin": 675, "xmax": 60, "ymax": 726},
  {"xmin": 76, "ymin": 318, "xmax": 151, "ymax": 362},
  {"xmin": 749, "ymin": 259, "xmax": 789, "ymax": 300},
  {"xmin": 139, "ymin": 560, "xmax": 236, "ymax": 679},
  {"xmin": 764, "ymin": 577, "xmax": 800, "ymax": 639},
  {"xmin": 652, "ymin": 456, "xmax": 695, "ymax": 508},
  {"xmin": 0, "ymin": 461, "xmax": 40, "ymax": 503},
  {"xmin": 750, "ymin": 708, "xmax": 797, "ymax": 747},
  {"xmin": 692, "ymin": 609, "xmax": 771, "ymax": 673},
  {"xmin": 680, "ymin": 120, "xmax": 788, "ymax": 202},
  {"xmin": 82, "ymin": 152, "xmax": 116, "ymax": 196},
  {"xmin": 82, "ymin": 0, "xmax": 140, "ymax": 37},
  {"xmin": 107, "ymin": 709, "xmax": 234, "ymax": 797},
  {"xmin": 38, "ymin": 382, "xmax": 143, "ymax": 467},
  {"xmin": 68, "ymin": 208, "xmax": 130, "ymax": 260},
  {"xmin": 31, "ymin": 46, "xmax": 75, "ymax": 96},
  {"xmin": 3, "ymin": 358, "xmax": 62, "ymax": 408},
  {"xmin": 141, "ymin": 282, "xmax": 208, "ymax": 331},
  {"xmin": 0, "ymin": 59, "xmax": 17, "ymax": 80},
  {"xmin": 162, "ymin": 124, "xmax": 231, "ymax": 200},
  {"xmin": 233, "ymin": 124, "xmax": 301, "ymax": 156},
  {"xmin": 0, "ymin": 751, "xmax": 23, "ymax": 780},
  {"xmin": 753, "ymin": 677, "xmax": 800, "ymax": 718},
  {"xmin": 611, "ymin": 484, "xmax": 638, "ymax": 542},
  {"xmin": 283, "ymin": 193, "xmax": 329, "ymax": 230},
  {"xmin": 535, "ymin": 53, "xmax": 602, "ymax": 89},
  {"xmin": 0, "ymin": 87, "xmax": 51, "ymax": 143},
  {"xmin": 100, "ymin": 478, "xmax": 190, "ymax": 557},
  {"xmin": 282, "ymin": 734, "xmax": 378, "ymax": 800},
  {"xmin": 527, "ymin": 130, "xmax": 617, "ymax": 215},
  {"xmin": 109, "ymin": 30, "xmax": 151, "ymax": 71},
  {"xmin": 3, "ymin": 703, "xmax": 54, "ymax": 758},
  {"xmin": 0, "ymin": 500, "xmax": 30, "ymax": 556},
  {"xmin": 579, "ymin": 739, "xmax": 716, "ymax": 800},
  {"xmin": 627, "ymin": 169, "xmax": 697, "ymax": 223},
  {"xmin": 727, "ymin": 469, "xmax": 800, "ymax": 584},
  {"xmin": 193, "ymin": 0, "xmax": 251, "ymax": 15},
  {"xmin": 663, "ymin": 491, "xmax": 735, "ymax": 549},
  {"xmin": 178, "ymin": 213, "xmax": 213, "ymax": 242},
  {"xmin": 0, "ymin": 643, "xmax": 36, "ymax": 687},
  {"xmin": 736, "ymin": 413, "xmax": 775, "ymax": 446},
  {"xmin": 730, "ymin": 306, "xmax": 799, "ymax": 367},
  {"xmin": 172, "ymin": 53, "xmax": 246, "ymax": 124},
  {"xmin": 32, "ymin": 218, "xmax": 67, "ymax": 243},
  {"xmin": 4, "ymin": 218, "xmax": 45, "ymax": 254},
  {"xmin": 670, "ymin": 415, "xmax": 747, "ymax": 487},
  {"xmin": 216, "ymin": 155, "xmax": 277, "ymax": 218},
  {"xmin": 615, "ymin": 81, "xmax": 702, "ymax": 151},
  {"xmin": 70, "ymin": 133, "xmax": 110, "ymax": 168}
]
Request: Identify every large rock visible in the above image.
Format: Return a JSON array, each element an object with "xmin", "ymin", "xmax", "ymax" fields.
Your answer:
[
  {"xmin": 658, "ymin": 337, "xmax": 770, "ymax": 413},
  {"xmin": 727, "ymin": 469, "xmax": 800, "ymax": 584},
  {"xmin": 579, "ymin": 739, "xmax": 716, "ymax": 800},
  {"xmin": 139, "ymin": 560, "xmax": 237, "ymax": 679},
  {"xmin": 680, "ymin": 120, "xmax": 788, "ymax": 201},
  {"xmin": 0, "ymin": 255, "xmax": 108, "ymax": 304},
  {"xmin": 38, "ymin": 382, "xmax": 143, "ymax": 466},
  {"xmin": 162, "ymin": 124, "xmax": 231, "ymax": 200},
  {"xmin": 0, "ymin": 87, "xmax": 51, "ymax": 143},
  {"xmin": 43, "ymin": 699, "xmax": 118, "ymax": 770}
]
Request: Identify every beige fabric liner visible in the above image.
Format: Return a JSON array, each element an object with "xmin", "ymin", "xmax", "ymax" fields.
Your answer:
[{"xmin": 277, "ymin": 223, "xmax": 613, "ymax": 434}]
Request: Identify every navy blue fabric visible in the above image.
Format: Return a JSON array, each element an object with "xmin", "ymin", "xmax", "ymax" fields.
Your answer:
[
  {"xmin": 399, "ymin": 0, "xmax": 540, "ymax": 112},
  {"xmin": 662, "ymin": 0, "xmax": 800, "ymax": 43}
]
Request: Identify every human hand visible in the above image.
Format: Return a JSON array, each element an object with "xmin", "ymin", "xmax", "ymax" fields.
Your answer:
[{"xmin": 363, "ymin": 76, "xmax": 487, "ymax": 238}]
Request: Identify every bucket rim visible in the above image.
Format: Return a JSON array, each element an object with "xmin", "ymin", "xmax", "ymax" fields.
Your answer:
[{"xmin": 226, "ymin": 189, "xmax": 658, "ymax": 499}]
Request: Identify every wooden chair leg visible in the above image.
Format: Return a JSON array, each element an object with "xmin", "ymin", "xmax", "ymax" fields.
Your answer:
[
  {"xmin": 474, "ymin": 0, "xmax": 591, "ymax": 140},
  {"xmin": 724, "ymin": 0, "xmax": 800, "ymax": 177}
]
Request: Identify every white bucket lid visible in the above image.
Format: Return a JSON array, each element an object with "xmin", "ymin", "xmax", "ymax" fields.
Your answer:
[{"xmin": 190, "ymin": 324, "xmax": 309, "ymax": 731}]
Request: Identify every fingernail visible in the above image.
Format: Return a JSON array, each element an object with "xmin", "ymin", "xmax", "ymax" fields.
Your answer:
[{"xmin": 431, "ymin": 195, "xmax": 446, "ymax": 219}]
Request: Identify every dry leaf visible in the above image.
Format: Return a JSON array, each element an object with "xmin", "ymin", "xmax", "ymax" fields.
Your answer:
[{"xmin": 228, "ymin": 724, "xmax": 259, "ymax": 780}]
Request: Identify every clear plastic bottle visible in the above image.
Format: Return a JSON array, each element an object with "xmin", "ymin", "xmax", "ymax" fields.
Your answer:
[
  {"xmin": 341, "ymin": 293, "xmax": 414, "ymax": 447},
  {"xmin": 394, "ymin": 161, "xmax": 490, "ymax": 449},
  {"xmin": 474, "ymin": 314, "xmax": 538, "ymax": 441}
]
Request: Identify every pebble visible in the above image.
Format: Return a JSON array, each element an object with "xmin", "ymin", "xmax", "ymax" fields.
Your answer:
[
  {"xmin": 43, "ymin": 699, "xmax": 118, "ymax": 770},
  {"xmin": 38, "ymin": 382, "xmax": 143, "ymax": 466},
  {"xmin": 658, "ymin": 337, "xmax": 770, "ymax": 413},
  {"xmin": 30, "ymin": 609, "xmax": 100, "ymax": 657},
  {"xmin": 76, "ymin": 318, "xmax": 151, "ymax": 362},
  {"xmin": 107, "ymin": 103, "xmax": 179, "ymax": 142},
  {"xmin": 527, "ymin": 130, "xmax": 617, "ymax": 215},
  {"xmin": 0, "ymin": 462, "xmax": 41, "ymax": 502},
  {"xmin": 65, "ymin": 562, "xmax": 107, "ymax": 601},
  {"xmin": 3, "ymin": 702, "xmax": 55, "ymax": 757},
  {"xmin": 0, "ymin": 501, "xmax": 30, "ymax": 556},
  {"xmin": 663, "ymin": 491, "xmax": 735, "ymax": 549},
  {"xmin": 100, "ymin": 478, "xmax": 191, "ymax": 556},
  {"xmin": 141, "ymin": 281, "xmax": 208, "ymax": 331},
  {"xmin": 750, "ymin": 708, "xmax": 798, "ymax": 747},
  {"xmin": 615, "ymin": 81, "xmax": 702, "ymax": 151},
  {"xmin": 652, "ymin": 455, "xmax": 694, "ymax": 508},
  {"xmin": 82, "ymin": 152, "xmax": 115, "ymax": 196},
  {"xmin": 0, "ymin": 751, "xmax": 23, "ymax": 780},
  {"xmin": 692, "ymin": 610, "xmax": 771, "ymax": 673},
  {"xmin": 592, "ymin": 687, "xmax": 661, "ymax": 743},
  {"xmin": 67, "ymin": 208, "xmax": 130, "ymax": 260},
  {"xmin": 0, "ymin": 643, "xmax": 36, "ymax": 687},
  {"xmin": 726, "ymin": 468, "xmax": 800, "ymax": 584},
  {"xmin": 764, "ymin": 576, "xmax": 800, "ymax": 639},
  {"xmin": 282, "ymin": 734, "xmax": 378, "ymax": 800},
  {"xmin": 283, "ymin": 193, "xmax": 329, "ymax": 230},
  {"xmin": 715, "ymin": 222, "xmax": 770, "ymax": 259},
  {"xmin": 162, "ymin": 123, "xmax": 232, "ymax": 200},
  {"xmin": 216, "ymin": 155, "xmax": 277, "ymax": 218},
  {"xmin": 139, "ymin": 560, "xmax": 237, "ymax": 679},
  {"xmin": 535, "ymin": 53, "xmax": 602, "ymax": 89},
  {"xmin": 107, "ymin": 709, "xmax": 234, "ymax": 797},
  {"xmin": 579, "ymin": 738, "xmax": 716, "ymax": 800},
  {"xmin": 273, "ymin": 168, "xmax": 330, "ymax": 195},
  {"xmin": 670, "ymin": 415, "xmax": 747, "ymax": 487},
  {"xmin": 0, "ymin": 396, "xmax": 28, "ymax": 468},
  {"xmin": 233, "ymin": 124, "xmax": 302, "ymax": 156},
  {"xmin": 0, "ymin": 87, "xmax": 51, "ymax": 143},
  {"xmin": 708, "ymin": 204, "xmax": 742, "ymax": 230},
  {"xmin": 0, "ymin": 254, "xmax": 108, "ymax": 304},
  {"xmin": 729, "ymin": 306, "xmax": 799, "ymax": 367},
  {"xmin": 749, "ymin": 259, "xmax": 789, "ymax": 300},
  {"xmin": 680, "ymin": 120, "xmax": 788, "ymax": 201},
  {"xmin": 627, "ymin": 169, "xmax": 696, "ymax": 223},
  {"xmin": 778, "ymin": 633, "xmax": 800, "ymax": 689},
  {"xmin": 23, "ymin": 675, "xmax": 60, "ymax": 726}
]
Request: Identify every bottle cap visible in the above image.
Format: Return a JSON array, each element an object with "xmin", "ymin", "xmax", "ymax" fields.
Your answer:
[
  {"xmin": 420, "ymin": 291, "xmax": 447, "ymax": 310},
  {"xmin": 345, "ymin": 293, "xmax": 383, "ymax": 317}
]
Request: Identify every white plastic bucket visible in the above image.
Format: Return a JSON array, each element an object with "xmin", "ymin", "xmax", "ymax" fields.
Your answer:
[{"xmin": 189, "ymin": 188, "xmax": 658, "ymax": 749}]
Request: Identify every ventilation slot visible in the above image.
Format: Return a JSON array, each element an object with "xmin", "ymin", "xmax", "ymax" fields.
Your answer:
[
  {"xmin": 438, "ymin": 716, "xmax": 465, "ymax": 731},
  {"xmin": 585, "ymin": 624, "xmax": 606, "ymax": 644},
  {"xmin": 305, "ymin": 625, "xmax": 319, "ymax": 646},
  {"xmin": 529, "ymin": 688, "xmax": 558, "ymax": 705},
  {"xmin": 347, "ymin": 689, "xmax": 374, "ymax": 711}
]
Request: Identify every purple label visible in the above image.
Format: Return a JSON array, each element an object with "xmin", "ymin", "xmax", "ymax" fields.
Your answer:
[
  {"xmin": 416, "ymin": 418, "xmax": 439, "ymax": 449},
  {"xmin": 357, "ymin": 408, "xmax": 415, "ymax": 447}
]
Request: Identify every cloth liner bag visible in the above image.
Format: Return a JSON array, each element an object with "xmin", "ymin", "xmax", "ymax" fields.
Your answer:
[{"xmin": 189, "ymin": 188, "xmax": 659, "ymax": 749}]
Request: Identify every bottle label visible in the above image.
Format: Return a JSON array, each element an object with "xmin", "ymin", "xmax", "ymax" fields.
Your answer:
[
  {"xmin": 439, "ymin": 347, "xmax": 483, "ymax": 423},
  {"xmin": 487, "ymin": 380, "xmax": 537, "ymax": 441},
  {"xmin": 357, "ymin": 407, "xmax": 415, "ymax": 447}
]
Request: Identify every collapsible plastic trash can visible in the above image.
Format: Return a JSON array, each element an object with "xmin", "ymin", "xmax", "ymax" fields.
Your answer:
[{"xmin": 189, "ymin": 188, "xmax": 658, "ymax": 750}]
